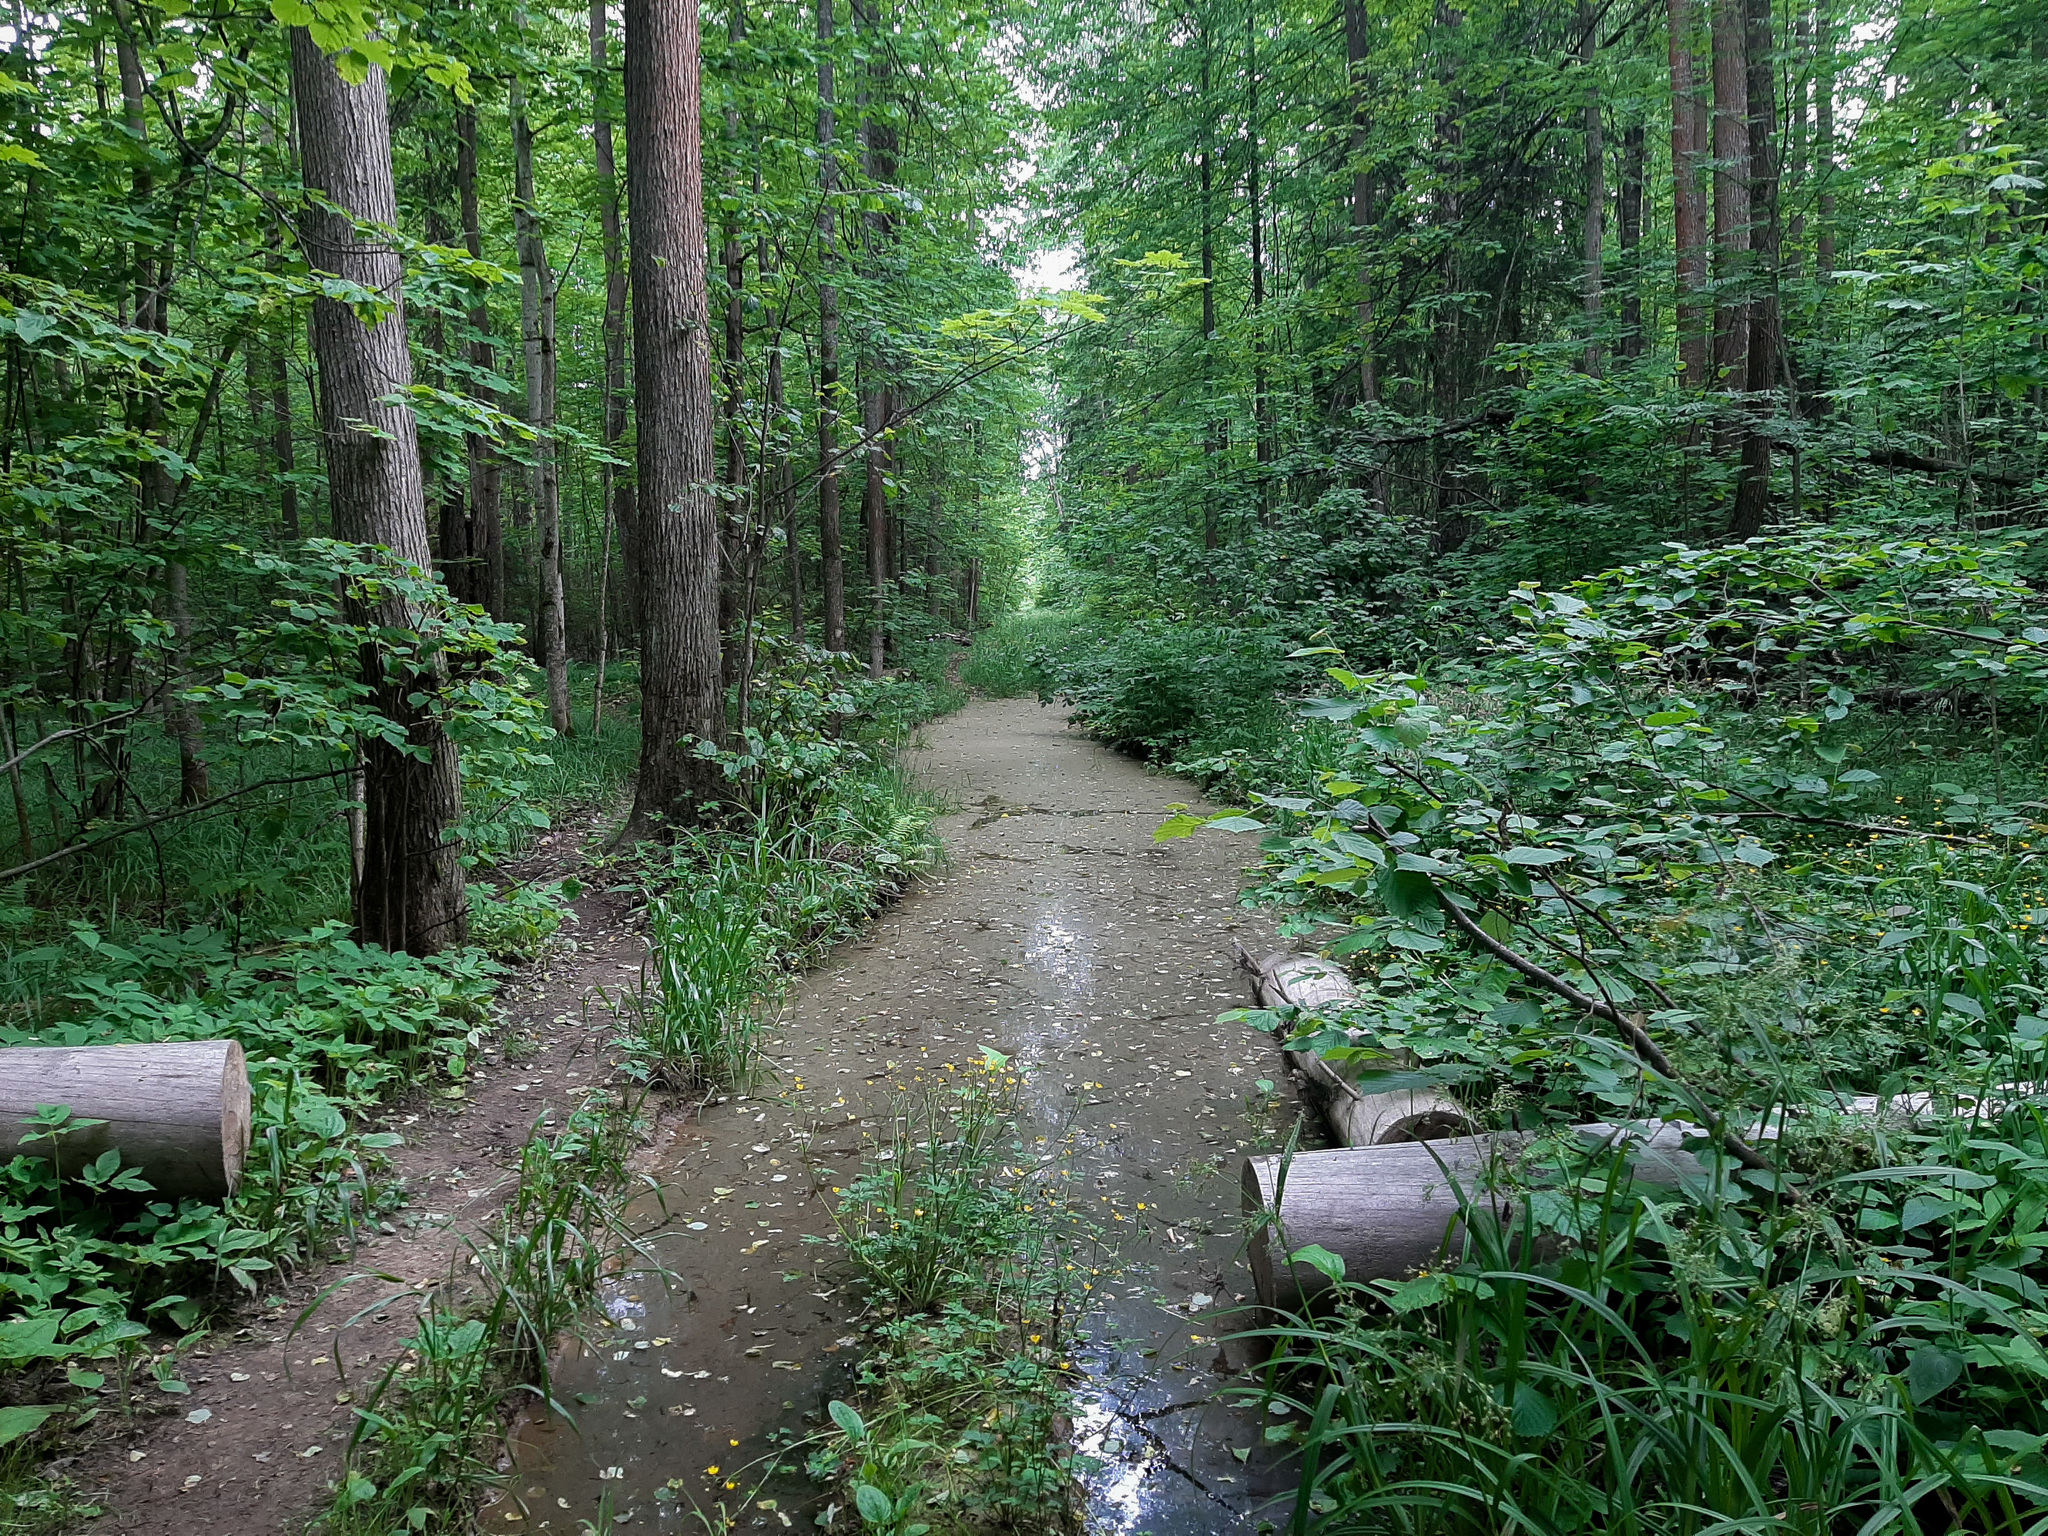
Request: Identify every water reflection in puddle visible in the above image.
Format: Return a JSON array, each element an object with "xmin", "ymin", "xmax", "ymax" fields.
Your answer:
[{"xmin": 1025, "ymin": 906, "xmax": 1096, "ymax": 998}]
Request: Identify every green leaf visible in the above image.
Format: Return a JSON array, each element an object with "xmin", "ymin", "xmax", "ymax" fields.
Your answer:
[
  {"xmin": 1377, "ymin": 867, "xmax": 1441, "ymax": 920},
  {"xmin": 1383, "ymin": 1273, "xmax": 1444, "ymax": 1311},
  {"xmin": 0, "ymin": 1406, "xmax": 57, "ymax": 1447},
  {"xmin": 1154, "ymin": 813, "xmax": 1203, "ymax": 842},
  {"xmin": 828, "ymin": 1399, "xmax": 867, "ymax": 1440},
  {"xmin": 1901, "ymin": 1194, "xmax": 1956, "ymax": 1232},
  {"xmin": 1287, "ymin": 1243, "xmax": 1346, "ymax": 1282},
  {"xmin": 1904, "ymin": 1346, "xmax": 1963, "ymax": 1404},
  {"xmin": 853, "ymin": 1482, "xmax": 895, "ymax": 1523},
  {"xmin": 1511, "ymin": 1381, "xmax": 1557, "ymax": 1437},
  {"xmin": 1504, "ymin": 846, "xmax": 1570, "ymax": 865}
]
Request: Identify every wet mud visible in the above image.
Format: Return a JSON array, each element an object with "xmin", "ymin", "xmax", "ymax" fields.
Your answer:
[{"xmin": 511, "ymin": 698, "xmax": 1306, "ymax": 1533}]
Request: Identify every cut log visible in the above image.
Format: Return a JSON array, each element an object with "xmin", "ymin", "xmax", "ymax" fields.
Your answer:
[
  {"xmin": 1242, "ymin": 1124, "xmax": 1722, "ymax": 1313},
  {"xmin": 0, "ymin": 1041, "xmax": 252, "ymax": 1198},
  {"xmin": 1251, "ymin": 951, "xmax": 1478, "ymax": 1145}
]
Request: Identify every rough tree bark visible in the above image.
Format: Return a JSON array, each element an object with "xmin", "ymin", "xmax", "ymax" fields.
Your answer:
[
  {"xmin": 816, "ymin": 0, "xmax": 847, "ymax": 652},
  {"xmin": 290, "ymin": 27, "xmax": 468, "ymax": 954},
  {"xmin": 1579, "ymin": 0, "xmax": 1604, "ymax": 375},
  {"xmin": 622, "ymin": 0, "xmax": 727, "ymax": 837},
  {"xmin": 1246, "ymin": 7, "xmax": 1272, "ymax": 523},
  {"xmin": 718, "ymin": 0, "xmax": 751, "ymax": 696},
  {"xmin": 1199, "ymin": 14, "xmax": 1222, "ymax": 547},
  {"xmin": 862, "ymin": 385, "xmax": 889, "ymax": 678},
  {"xmin": 455, "ymin": 106, "xmax": 505, "ymax": 616},
  {"xmin": 856, "ymin": 0, "xmax": 897, "ymax": 679},
  {"xmin": 590, "ymin": 0, "xmax": 634, "ymax": 715},
  {"xmin": 512, "ymin": 61, "xmax": 571, "ymax": 734},
  {"xmin": 1669, "ymin": 0, "xmax": 1710, "ymax": 388},
  {"xmin": 1618, "ymin": 123, "xmax": 1645, "ymax": 358},
  {"xmin": 1709, "ymin": 0, "xmax": 1750, "ymax": 388},
  {"xmin": 1344, "ymin": 0, "xmax": 1379, "ymax": 408},
  {"xmin": 1729, "ymin": 0, "xmax": 1779, "ymax": 538}
]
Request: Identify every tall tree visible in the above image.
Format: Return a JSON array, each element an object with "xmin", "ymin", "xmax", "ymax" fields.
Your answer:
[
  {"xmin": 1670, "ymin": 0, "xmax": 1710, "ymax": 388},
  {"xmin": 622, "ymin": 0, "xmax": 726, "ymax": 835},
  {"xmin": 1579, "ymin": 0, "xmax": 1603, "ymax": 375},
  {"xmin": 290, "ymin": 26, "xmax": 468, "ymax": 954},
  {"xmin": 1730, "ymin": 0, "xmax": 1779, "ymax": 536},
  {"xmin": 816, "ymin": 0, "xmax": 848, "ymax": 652},
  {"xmin": 1709, "ymin": 0, "xmax": 1749, "ymax": 387},
  {"xmin": 454, "ymin": 106, "xmax": 505, "ymax": 615},
  {"xmin": 512, "ymin": 48, "xmax": 571, "ymax": 733},
  {"xmin": 590, "ymin": 0, "xmax": 633, "ymax": 719}
]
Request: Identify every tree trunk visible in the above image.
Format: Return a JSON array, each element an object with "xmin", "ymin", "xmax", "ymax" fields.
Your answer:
[
  {"xmin": 1243, "ymin": 1129, "xmax": 1714, "ymax": 1313},
  {"xmin": 622, "ymin": 0, "xmax": 726, "ymax": 837},
  {"xmin": 1709, "ymin": 0, "xmax": 1749, "ymax": 389},
  {"xmin": 1252, "ymin": 953, "xmax": 1475, "ymax": 1147},
  {"xmin": 111, "ymin": 18, "xmax": 207, "ymax": 807},
  {"xmin": 1246, "ymin": 6, "xmax": 1271, "ymax": 523},
  {"xmin": 590, "ymin": 0, "xmax": 635, "ymax": 656},
  {"xmin": 291, "ymin": 26, "xmax": 468, "ymax": 955},
  {"xmin": 456, "ymin": 106, "xmax": 504, "ymax": 617},
  {"xmin": 513, "ymin": 68, "xmax": 571, "ymax": 734},
  {"xmin": 1730, "ymin": 0, "xmax": 1778, "ymax": 538},
  {"xmin": 1669, "ymin": 0, "xmax": 1710, "ymax": 388},
  {"xmin": 1344, "ymin": 0, "xmax": 1379, "ymax": 408},
  {"xmin": 0, "ymin": 1041, "xmax": 251, "ymax": 1198},
  {"xmin": 1618, "ymin": 123, "xmax": 1644, "ymax": 358},
  {"xmin": 858, "ymin": 0, "xmax": 897, "ymax": 678},
  {"xmin": 1199, "ymin": 16, "xmax": 1221, "ymax": 548},
  {"xmin": 773, "ymin": 315, "xmax": 802, "ymax": 639},
  {"xmin": 816, "ymin": 0, "xmax": 847, "ymax": 652},
  {"xmin": 1579, "ymin": 0, "xmax": 1603, "ymax": 375},
  {"xmin": 863, "ymin": 385, "xmax": 889, "ymax": 679},
  {"xmin": 270, "ymin": 346, "xmax": 300, "ymax": 538},
  {"xmin": 1814, "ymin": 0, "xmax": 1834, "ymax": 276},
  {"xmin": 718, "ymin": 1, "xmax": 751, "ymax": 697}
]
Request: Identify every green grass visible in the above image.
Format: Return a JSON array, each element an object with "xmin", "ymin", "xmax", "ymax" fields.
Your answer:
[
  {"xmin": 321, "ymin": 1100, "xmax": 653, "ymax": 1535},
  {"xmin": 958, "ymin": 609, "xmax": 1086, "ymax": 698},
  {"xmin": 811, "ymin": 1064, "xmax": 1094, "ymax": 1535}
]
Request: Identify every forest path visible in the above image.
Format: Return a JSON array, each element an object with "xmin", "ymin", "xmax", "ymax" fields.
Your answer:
[
  {"xmin": 72, "ymin": 808, "xmax": 650, "ymax": 1535},
  {"xmin": 514, "ymin": 698, "xmax": 1301, "ymax": 1535}
]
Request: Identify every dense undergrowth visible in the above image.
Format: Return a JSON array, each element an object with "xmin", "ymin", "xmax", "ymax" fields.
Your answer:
[
  {"xmin": 0, "ymin": 639, "xmax": 963, "ymax": 1531},
  {"xmin": 984, "ymin": 532, "xmax": 2048, "ymax": 1534},
  {"xmin": 810, "ymin": 1061, "xmax": 1095, "ymax": 1536},
  {"xmin": 321, "ymin": 642, "xmax": 961, "ymax": 1532}
]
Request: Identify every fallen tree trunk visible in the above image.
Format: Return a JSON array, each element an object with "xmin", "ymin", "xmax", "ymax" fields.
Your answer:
[
  {"xmin": 1251, "ymin": 951, "xmax": 1477, "ymax": 1146},
  {"xmin": 1241, "ymin": 1085, "xmax": 2035, "ymax": 1312},
  {"xmin": 0, "ymin": 1040, "xmax": 252, "ymax": 1197},
  {"xmin": 1242, "ymin": 1124, "xmax": 1714, "ymax": 1313}
]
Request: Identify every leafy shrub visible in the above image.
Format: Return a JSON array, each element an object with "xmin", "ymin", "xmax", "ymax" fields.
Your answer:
[
  {"xmin": 466, "ymin": 880, "xmax": 577, "ymax": 963},
  {"xmin": 959, "ymin": 609, "xmax": 1086, "ymax": 698},
  {"xmin": 0, "ymin": 922, "xmax": 497, "ymax": 1352},
  {"xmin": 1155, "ymin": 532, "xmax": 2048, "ymax": 1532},
  {"xmin": 814, "ymin": 1064, "xmax": 1090, "ymax": 1534},
  {"xmin": 1045, "ymin": 620, "xmax": 1301, "ymax": 757}
]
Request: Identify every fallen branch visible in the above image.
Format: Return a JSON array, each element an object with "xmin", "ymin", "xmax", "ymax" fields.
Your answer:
[{"xmin": 1427, "ymin": 885, "xmax": 1785, "ymax": 1183}]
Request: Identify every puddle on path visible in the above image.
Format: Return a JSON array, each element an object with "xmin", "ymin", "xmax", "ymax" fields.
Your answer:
[{"xmin": 510, "ymin": 699, "xmax": 1309, "ymax": 1533}]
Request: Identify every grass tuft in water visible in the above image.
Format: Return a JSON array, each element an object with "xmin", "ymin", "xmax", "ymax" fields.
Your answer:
[{"xmin": 813, "ymin": 1061, "xmax": 1096, "ymax": 1535}]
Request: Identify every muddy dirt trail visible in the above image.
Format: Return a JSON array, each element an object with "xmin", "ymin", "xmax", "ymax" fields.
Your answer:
[{"xmin": 513, "ymin": 698, "xmax": 1305, "ymax": 1534}]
